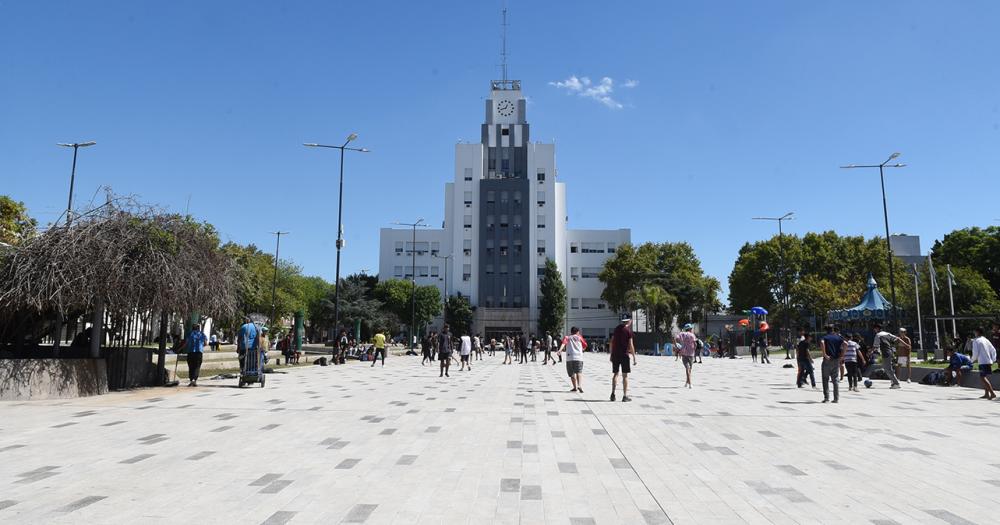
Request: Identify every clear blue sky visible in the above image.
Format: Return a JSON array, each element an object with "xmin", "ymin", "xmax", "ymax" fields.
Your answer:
[{"xmin": 3, "ymin": 1, "xmax": 999, "ymax": 303}]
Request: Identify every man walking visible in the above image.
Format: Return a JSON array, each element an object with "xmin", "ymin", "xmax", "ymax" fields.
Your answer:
[
  {"xmin": 873, "ymin": 322, "xmax": 910, "ymax": 389},
  {"xmin": 674, "ymin": 323, "xmax": 698, "ymax": 389},
  {"xmin": 543, "ymin": 331, "xmax": 554, "ymax": 365},
  {"xmin": 559, "ymin": 327, "xmax": 587, "ymax": 392},
  {"xmin": 519, "ymin": 333, "xmax": 529, "ymax": 364},
  {"xmin": 971, "ymin": 327, "xmax": 997, "ymax": 399},
  {"xmin": 896, "ymin": 328, "xmax": 912, "ymax": 383},
  {"xmin": 371, "ymin": 330, "xmax": 387, "ymax": 367},
  {"xmin": 610, "ymin": 314, "xmax": 637, "ymax": 402},
  {"xmin": 421, "ymin": 331, "xmax": 434, "ymax": 366},
  {"xmin": 438, "ymin": 324, "xmax": 453, "ymax": 378},
  {"xmin": 183, "ymin": 323, "xmax": 207, "ymax": 387},
  {"xmin": 459, "ymin": 332, "xmax": 473, "ymax": 371},
  {"xmin": 237, "ymin": 317, "xmax": 258, "ymax": 372},
  {"xmin": 820, "ymin": 325, "xmax": 845, "ymax": 403},
  {"xmin": 796, "ymin": 332, "xmax": 816, "ymax": 388}
]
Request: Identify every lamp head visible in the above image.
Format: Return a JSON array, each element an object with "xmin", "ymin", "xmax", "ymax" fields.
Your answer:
[{"xmin": 346, "ymin": 133, "xmax": 358, "ymax": 143}]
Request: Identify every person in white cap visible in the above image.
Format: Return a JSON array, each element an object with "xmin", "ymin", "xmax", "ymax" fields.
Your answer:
[{"xmin": 674, "ymin": 323, "xmax": 698, "ymax": 388}]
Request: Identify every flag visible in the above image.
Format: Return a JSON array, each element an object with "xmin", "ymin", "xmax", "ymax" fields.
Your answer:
[
  {"xmin": 927, "ymin": 256, "xmax": 940, "ymax": 292},
  {"xmin": 946, "ymin": 264, "xmax": 956, "ymax": 286}
]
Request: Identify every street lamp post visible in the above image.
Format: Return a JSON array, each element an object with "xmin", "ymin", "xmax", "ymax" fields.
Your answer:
[
  {"xmin": 304, "ymin": 135, "xmax": 369, "ymax": 342},
  {"xmin": 752, "ymin": 212, "xmax": 794, "ymax": 359},
  {"xmin": 268, "ymin": 231, "xmax": 290, "ymax": 330},
  {"xmin": 394, "ymin": 219, "xmax": 426, "ymax": 353},
  {"xmin": 841, "ymin": 153, "xmax": 906, "ymax": 331},
  {"xmin": 57, "ymin": 141, "xmax": 96, "ymax": 227},
  {"xmin": 432, "ymin": 252, "xmax": 453, "ymax": 324}
]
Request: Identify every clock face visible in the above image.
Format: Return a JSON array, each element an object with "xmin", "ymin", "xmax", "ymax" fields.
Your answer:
[{"xmin": 497, "ymin": 99, "xmax": 515, "ymax": 117}]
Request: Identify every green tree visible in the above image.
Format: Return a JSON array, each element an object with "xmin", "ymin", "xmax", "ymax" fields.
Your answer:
[
  {"xmin": 626, "ymin": 283, "xmax": 675, "ymax": 347},
  {"xmin": 0, "ymin": 196, "xmax": 37, "ymax": 246},
  {"xmin": 537, "ymin": 258, "xmax": 567, "ymax": 335},
  {"xmin": 374, "ymin": 279, "xmax": 442, "ymax": 336},
  {"xmin": 931, "ymin": 226, "xmax": 1000, "ymax": 295},
  {"xmin": 445, "ymin": 294, "xmax": 474, "ymax": 337}
]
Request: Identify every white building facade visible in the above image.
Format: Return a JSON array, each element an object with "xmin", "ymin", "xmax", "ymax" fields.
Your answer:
[{"xmin": 378, "ymin": 79, "xmax": 630, "ymax": 341}]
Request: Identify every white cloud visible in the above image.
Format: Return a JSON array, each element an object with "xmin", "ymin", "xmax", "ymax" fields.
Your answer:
[{"xmin": 549, "ymin": 75, "xmax": 633, "ymax": 109}]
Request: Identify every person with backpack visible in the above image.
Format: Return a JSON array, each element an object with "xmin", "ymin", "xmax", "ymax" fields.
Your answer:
[
  {"xmin": 559, "ymin": 327, "xmax": 588, "ymax": 393},
  {"xmin": 236, "ymin": 317, "xmax": 258, "ymax": 371}
]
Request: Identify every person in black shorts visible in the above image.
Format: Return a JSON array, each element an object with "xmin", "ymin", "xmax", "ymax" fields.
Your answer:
[
  {"xmin": 421, "ymin": 331, "xmax": 434, "ymax": 366},
  {"xmin": 610, "ymin": 314, "xmax": 637, "ymax": 402},
  {"xmin": 438, "ymin": 324, "xmax": 453, "ymax": 378}
]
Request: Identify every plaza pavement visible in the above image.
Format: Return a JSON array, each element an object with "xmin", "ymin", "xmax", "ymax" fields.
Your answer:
[{"xmin": 1, "ymin": 352, "xmax": 998, "ymax": 525}]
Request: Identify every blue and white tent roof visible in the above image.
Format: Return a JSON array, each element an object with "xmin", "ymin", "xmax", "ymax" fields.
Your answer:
[{"xmin": 828, "ymin": 273, "xmax": 897, "ymax": 321}]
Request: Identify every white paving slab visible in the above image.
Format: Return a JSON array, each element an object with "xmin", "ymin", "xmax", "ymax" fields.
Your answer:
[{"xmin": 1, "ymin": 354, "xmax": 998, "ymax": 524}]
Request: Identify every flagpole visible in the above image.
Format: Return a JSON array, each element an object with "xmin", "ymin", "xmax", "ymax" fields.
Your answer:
[
  {"xmin": 913, "ymin": 264, "xmax": 925, "ymax": 360},
  {"xmin": 928, "ymin": 256, "xmax": 941, "ymax": 355},
  {"xmin": 946, "ymin": 264, "xmax": 957, "ymax": 339}
]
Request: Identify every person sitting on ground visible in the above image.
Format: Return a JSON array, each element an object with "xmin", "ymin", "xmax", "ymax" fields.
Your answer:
[{"xmin": 945, "ymin": 347, "xmax": 973, "ymax": 386}]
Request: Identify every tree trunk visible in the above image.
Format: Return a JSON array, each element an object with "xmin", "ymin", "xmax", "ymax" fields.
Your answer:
[{"xmin": 156, "ymin": 311, "xmax": 168, "ymax": 385}]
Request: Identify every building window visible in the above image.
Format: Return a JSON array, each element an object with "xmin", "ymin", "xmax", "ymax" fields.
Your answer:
[
  {"xmin": 487, "ymin": 215, "xmax": 495, "ymax": 230},
  {"xmin": 607, "ymin": 243, "xmax": 617, "ymax": 253},
  {"xmin": 463, "ymin": 264, "xmax": 471, "ymax": 281},
  {"xmin": 417, "ymin": 266, "xmax": 429, "ymax": 278},
  {"xmin": 393, "ymin": 266, "xmax": 403, "ymax": 277},
  {"xmin": 537, "ymin": 240, "xmax": 546, "ymax": 255},
  {"xmin": 485, "ymin": 296, "xmax": 494, "ymax": 307},
  {"xmin": 512, "ymin": 215, "xmax": 521, "ymax": 229},
  {"xmin": 513, "ymin": 191, "xmax": 521, "ymax": 205},
  {"xmin": 537, "ymin": 170, "xmax": 545, "ymax": 184},
  {"xmin": 464, "ymin": 167, "xmax": 473, "ymax": 181},
  {"xmin": 499, "ymin": 241, "xmax": 508, "ymax": 256},
  {"xmin": 500, "ymin": 214, "xmax": 509, "ymax": 228},
  {"xmin": 537, "ymin": 265, "xmax": 546, "ymax": 278},
  {"xmin": 431, "ymin": 241, "xmax": 440, "ymax": 256},
  {"xmin": 500, "ymin": 191, "xmax": 509, "ymax": 204},
  {"xmin": 464, "ymin": 191, "xmax": 473, "ymax": 207},
  {"xmin": 487, "ymin": 191, "xmax": 495, "ymax": 204},
  {"xmin": 514, "ymin": 264, "xmax": 522, "ymax": 275},
  {"xmin": 404, "ymin": 266, "xmax": 414, "ymax": 279},
  {"xmin": 581, "ymin": 242, "xmax": 604, "ymax": 254},
  {"xmin": 570, "ymin": 298, "xmax": 579, "ymax": 310},
  {"xmin": 570, "ymin": 243, "xmax": 579, "ymax": 253},
  {"xmin": 486, "ymin": 264, "xmax": 494, "ymax": 275},
  {"xmin": 501, "ymin": 127, "xmax": 509, "ymax": 136},
  {"xmin": 500, "ymin": 264, "xmax": 508, "ymax": 275},
  {"xmin": 486, "ymin": 239, "xmax": 494, "ymax": 256},
  {"xmin": 395, "ymin": 241, "xmax": 404, "ymax": 255},
  {"xmin": 513, "ymin": 295, "xmax": 522, "ymax": 307},
  {"xmin": 513, "ymin": 240, "xmax": 522, "ymax": 256},
  {"xmin": 431, "ymin": 266, "xmax": 440, "ymax": 277},
  {"xmin": 463, "ymin": 215, "xmax": 472, "ymax": 229},
  {"xmin": 537, "ymin": 215, "xmax": 545, "ymax": 228},
  {"xmin": 537, "ymin": 191, "xmax": 545, "ymax": 207},
  {"xmin": 570, "ymin": 267, "xmax": 579, "ymax": 280},
  {"xmin": 463, "ymin": 239, "xmax": 472, "ymax": 256},
  {"xmin": 581, "ymin": 267, "xmax": 601, "ymax": 278}
]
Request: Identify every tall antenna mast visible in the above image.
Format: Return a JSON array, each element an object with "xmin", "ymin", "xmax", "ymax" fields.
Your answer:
[{"xmin": 500, "ymin": 1, "xmax": 509, "ymax": 82}]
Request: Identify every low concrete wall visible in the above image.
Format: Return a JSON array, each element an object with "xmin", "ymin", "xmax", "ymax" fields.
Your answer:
[{"xmin": 0, "ymin": 359, "xmax": 108, "ymax": 400}]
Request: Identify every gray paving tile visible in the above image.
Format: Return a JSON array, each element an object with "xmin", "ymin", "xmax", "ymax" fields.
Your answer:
[
  {"xmin": 557, "ymin": 462, "xmax": 578, "ymax": 473},
  {"xmin": 260, "ymin": 479, "xmax": 293, "ymax": 494},
  {"xmin": 261, "ymin": 424, "xmax": 280, "ymax": 430},
  {"xmin": 101, "ymin": 421, "xmax": 126, "ymax": 427},
  {"xmin": 51, "ymin": 422, "xmax": 77, "ymax": 428},
  {"xmin": 379, "ymin": 428, "xmax": 396, "ymax": 435},
  {"xmin": 261, "ymin": 510, "xmax": 297, "ymax": 525},
  {"xmin": 0, "ymin": 445, "xmax": 26, "ymax": 452},
  {"xmin": 186, "ymin": 451, "xmax": 215, "ymax": 461},
  {"xmin": 396, "ymin": 455, "xmax": 418, "ymax": 465},
  {"xmin": 610, "ymin": 458, "xmax": 631, "ymax": 469},
  {"xmin": 500, "ymin": 478, "xmax": 520, "ymax": 492},
  {"xmin": 210, "ymin": 426, "xmax": 233, "ymax": 432},
  {"xmin": 249, "ymin": 473, "xmax": 282, "ymax": 486},
  {"xmin": 58, "ymin": 496, "xmax": 106, "ymax": 513},
  {"xmin": 507, "ymin": 440, "xmax": 522, "ymax": 449},
  {"xmin": 523, "ymin": 444, "xmax": 538, "ymax": 453},
  {"xmin": 640, "ymin": 509, "xmax": 670, "ymax": 525},
  {"xmin": 551, "ymin": 431, "xmax": 566, "ymax": 437},
  {"xmin": 520, "ymin": 485, "xmax": 542, "ymax": 500},
  {"xmin": 570, "ymin": 519, "xmax": 596, "ymax": 525},
  {"xmin": 870, "ymin": 520, "xmax": 901, "ymax": 525},
  {"xmin": 120, "ymin": 453, "xmax": 155, "ymax": 464},
  {"xmin": 343, "ymin": 503, "xmax": 378, "ymax": 523},
  {"xmin": 923, "ymin": 509, "xmax": 977, "ymax": 525},
  {"xmin": 777, "ymin": 464, "xmax": 807, "ymax": 476},
  {"xmin": 336, "ymin": 458, "xmax": 361, "ymax": 469},
  {"xmin": 0, "ymin": 500, "xmax": 16, "ymax": 511},
  {"xmin": 425, "ymin": 426, "xmax": 441, "ymax": 433}
]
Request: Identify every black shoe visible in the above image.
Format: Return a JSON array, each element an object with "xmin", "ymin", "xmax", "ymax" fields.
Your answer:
[
  {"xmin": 610, "ymin": 393, "xmax": 616, "ymax": 401},
  {"xmin": 822, "ymin": 398, "xmax": 829, "ymax": 403},
  {"xmin": 622, "ymin": 396, "xmax": 632, "ymax": 402},
  {"xmin": 570, "ymin": 388, "xmax": 577, "ymax": 393},
  {"xmin": 578, "ymin": 387, "xmax": 583, "ymax": 393},
  {"xmin": 832, "ymin": 399, "xmax": 839, "ymax": 403}
]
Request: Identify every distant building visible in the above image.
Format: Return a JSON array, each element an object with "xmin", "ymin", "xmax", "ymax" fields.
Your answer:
[
  {"xmin": 379, "ymin": 78, "xmax": 630, "ymax": 340},
  {"xmin": 890, "ymin": 234, "xmax": 924, "ymax": 267}
]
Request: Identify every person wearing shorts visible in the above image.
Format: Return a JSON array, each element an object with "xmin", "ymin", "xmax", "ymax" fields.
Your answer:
[
  {"xmin": 560, "ymin": 327, "xmax": 588, "ymax": 392},
  {"xmin": 896, "ymin": 328, "xmax": 912, "ymax": 382},
  {"xmin": 674, "ymin": 324, "xmax": 697, "ymax": 389},
  {"xmin": 971, "ymin": 327, "xmax": 997, "ymax": 399},
  {"xmin": 610, "ymin": 314, "xmax": 636, "ymax": 402},
  {"xmin": 459, "ymin": 334, "xmax": 472, "ymax": 371},
  {"xmin": 437, "ymin": 324, "xmax": 453, "ymax": 378}
]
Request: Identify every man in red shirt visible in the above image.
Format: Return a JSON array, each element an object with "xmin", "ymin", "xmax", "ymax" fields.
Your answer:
[{"xmin": 610, "ymin": 314, "xmax": 637, "ymax": 402}]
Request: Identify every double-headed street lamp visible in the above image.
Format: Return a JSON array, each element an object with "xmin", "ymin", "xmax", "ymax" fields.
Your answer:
[
  {"xmin": 393, "ymin": 219, "xmax": 427, "ymax": 353},
  {"xmin": 57, "ymin": 141, "xmax": 97, "ymax": 226},
  {"xmin": 304, "ymin": 135, "xmax": 369, "ymax": 341},
  {"xmin": 752, "ymin": 212, "xmax": 794, "ymax": 358},
  {"xmin": 841, "ymin": 152, "xmax": 906, "ymax": 330}
]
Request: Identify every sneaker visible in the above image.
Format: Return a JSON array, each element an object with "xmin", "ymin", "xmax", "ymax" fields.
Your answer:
[
  {"xmin": 906, "ymin": 378, "xmax": 911, "ymax": 383},
  {"xmin": 610, "ymin": 393, "xmax": 616, "ymax": 402},
  {"xmin": 622, "ymin": 396, "xmax": 632, "ymax": 402},
  {"xmin": 822, "ymin": 398, "xmax": 829, "ymax": 403},
  {"xmin": 578, "ymin": 387, "xmax": 583, "ymax": 394},
  {"xmin": 570, "ymin": 388, "xmax": 577, "ymax": 393},
  {"xmin": 890, "ymin": 384, "xmax": 901, "ymax": 389},
  {"xmin": 832, "ymin": 399, "xmax": 839, "ymax": 403}
]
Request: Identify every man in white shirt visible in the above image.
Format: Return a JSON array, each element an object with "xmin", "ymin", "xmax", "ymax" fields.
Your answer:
[
  {"xmin": 971, "ymin": 327, "xmax": 997, "ymax": 399},
  {"xmin": 459, "ymin": 333, "xmax": 473, "ymax": 371},
  {"xmin": 558, "ymin": 327, "xmax": 588, "ymax": 393}
]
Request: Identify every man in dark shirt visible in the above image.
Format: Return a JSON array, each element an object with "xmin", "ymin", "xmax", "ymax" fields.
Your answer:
[
  {"xmin": 796, "ymin": 332, "xmax": 816, "ymax": 388},
  {"xmin": 438, "ymin": 324, "xmax": 453, "ymax": 378},
  {"xmin": 820, "ymin": 325, "xmax": 846, "ymax": 403},
  {"xmin": 610, "ymin": 314, "xmax": 637, "ymax": 402},
  {"xmin": 519, "ymin": 333, "xmax": 529, "ymax": 364}
]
